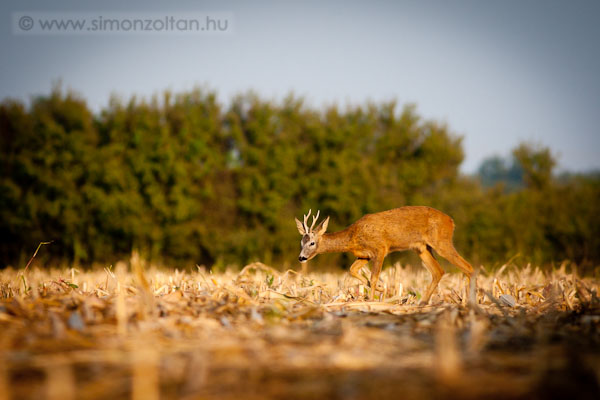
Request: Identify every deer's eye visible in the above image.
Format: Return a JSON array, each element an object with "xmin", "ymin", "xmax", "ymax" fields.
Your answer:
[{"xmin": 310, "ymin": 242, "xmax": 315, "ymax": 246}]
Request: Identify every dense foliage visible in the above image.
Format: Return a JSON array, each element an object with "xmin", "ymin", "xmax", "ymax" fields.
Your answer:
[{"xmin": 1, "ymin": 88, "xmax": 598, "ymax": 269}]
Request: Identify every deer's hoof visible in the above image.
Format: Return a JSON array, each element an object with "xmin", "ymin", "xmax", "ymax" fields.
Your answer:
[{"xmin": 367, "ymin": 282, "xmax": 385, "ymax": 293}]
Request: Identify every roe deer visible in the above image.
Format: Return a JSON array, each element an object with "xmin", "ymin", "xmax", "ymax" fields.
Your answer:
[{"xmin": 295, "ymin": 207, "xmax": 474, "ymax": 304}]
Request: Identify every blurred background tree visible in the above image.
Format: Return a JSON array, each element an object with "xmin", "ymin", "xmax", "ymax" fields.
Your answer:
[{"xmin": 1, "ymin": 88, "xmax": 598, "ymax": 271}]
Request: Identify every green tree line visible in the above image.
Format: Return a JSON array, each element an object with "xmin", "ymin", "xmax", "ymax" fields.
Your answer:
[{"xmin": 1, "ymin": 88, "xmax": 598, "ymax": 270}]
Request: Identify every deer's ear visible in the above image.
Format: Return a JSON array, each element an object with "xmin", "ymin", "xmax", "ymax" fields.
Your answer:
[
  {"xmin": 316, "ymin": 216, "xmax": 329, "ymax": 235},
  {"xmin": 295, "ymin": 217, "xmax": 306, "ymax": 235}
]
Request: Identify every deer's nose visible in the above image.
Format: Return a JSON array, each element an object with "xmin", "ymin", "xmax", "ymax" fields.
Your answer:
[{"xmin": 299, "ymin": 256, "xmax": 307, "ymax": 262}]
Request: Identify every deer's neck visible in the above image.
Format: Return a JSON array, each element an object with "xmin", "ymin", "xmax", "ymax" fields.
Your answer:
[{"xmin": 318, "ymin": 229, "xmax": 352, "ymax": 254}]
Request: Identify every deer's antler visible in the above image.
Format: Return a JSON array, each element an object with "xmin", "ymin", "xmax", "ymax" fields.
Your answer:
[
  {"xmin": 310, "ymin": 210, "xmax": 320, "ymax": 232},
  {"xmin": 302, "ymin": 209, "xmax": 321, "ymax": 233},
  {"xmin": 303, "ymin": 209, "xmax": 312, "ymax": 234}
]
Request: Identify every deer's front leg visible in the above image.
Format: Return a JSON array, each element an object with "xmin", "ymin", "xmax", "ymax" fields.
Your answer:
[
  {"xmin": 349, "ymin": 258, "xmax": 369, "ymax": 286},
  {"xmin": 368, "ymin": 252, "xmax": 385, "ymax": 300}
]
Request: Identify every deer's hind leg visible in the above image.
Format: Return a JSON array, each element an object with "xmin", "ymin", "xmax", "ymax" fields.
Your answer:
[
  {"xmin": 433, "ymin": 242, "xmax": 475, "ymax": 303},
  {"xmin": 434, "ymin": 243, "xmax": 473, "ymax": 279},
  {"xmin": 416, "ymin": 245, "xmax": 444, "ymax": 305}
]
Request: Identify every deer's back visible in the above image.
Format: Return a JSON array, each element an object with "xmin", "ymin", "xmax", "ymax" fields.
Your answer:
[{"xmin": 349, "ymin": 206, "xmax": 453, "ymax": 252}]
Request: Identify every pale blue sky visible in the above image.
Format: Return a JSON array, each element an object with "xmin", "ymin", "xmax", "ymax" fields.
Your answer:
[{"xmin": 1, "ymin": 0, "xmax": 599, "ymax": 172}]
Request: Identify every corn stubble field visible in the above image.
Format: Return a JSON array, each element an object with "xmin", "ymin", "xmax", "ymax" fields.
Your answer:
[{"xmin": 0, "ymin": 258, "xmax": 599, "ymax": 400}]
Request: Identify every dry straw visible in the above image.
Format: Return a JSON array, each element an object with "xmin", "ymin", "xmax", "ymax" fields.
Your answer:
[{"xmin": 0, "ymin": 259, "xmax": 598, "ymax": 399}]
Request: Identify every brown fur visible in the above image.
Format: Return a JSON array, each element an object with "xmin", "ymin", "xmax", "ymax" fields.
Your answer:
[{"xmin": 297, "ymin": 206, "xmax": 474, "ymax": 303}]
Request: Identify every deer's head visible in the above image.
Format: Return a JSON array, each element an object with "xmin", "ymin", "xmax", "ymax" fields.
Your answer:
[{"xmin": 295, "ymin": 209, "xmax": 329, "ymax": 263}]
